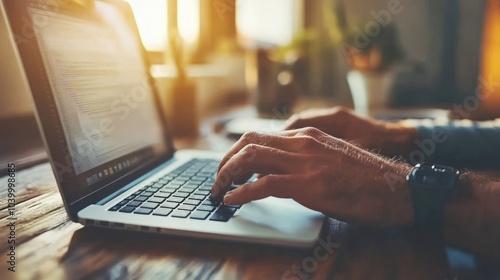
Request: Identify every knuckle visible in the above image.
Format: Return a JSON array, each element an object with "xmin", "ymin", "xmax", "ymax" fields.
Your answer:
[
  {"xmin": 241, "ymin": 131, "xmax": 258, "ymax": 143},
  {"xmin": 259, "ymin": 175, "xmax": 276, "ymax": 189},
  {"xmin": 333, "ymin": 106, "xmax": 350, "ymax": 115},
  {"xmin": 301, "ymin": 127, "xmax": 322, "ymax": 137},
  {"xmin": 241, "ymin": 143, "xmax": 260, "ymax": 155},
  {"xmin": 259, "ymin": 176, "xmax": 271, "ymax": 186}
]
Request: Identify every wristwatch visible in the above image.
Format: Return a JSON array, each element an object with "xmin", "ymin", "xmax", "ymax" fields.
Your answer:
[{"xmin": 406, "ymin": 164, "xmax": 460, "ymax": 236}]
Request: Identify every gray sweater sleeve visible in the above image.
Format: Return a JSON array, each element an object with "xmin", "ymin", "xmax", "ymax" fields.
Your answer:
[{"xmin": 410, "ymin": 119, "xmax": 500, "ymax": 169}]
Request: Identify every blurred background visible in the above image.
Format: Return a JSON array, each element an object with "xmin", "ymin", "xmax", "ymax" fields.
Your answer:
[{"xmin": 2, "ymin": 0, "xmax": 500, "ymax": 122}]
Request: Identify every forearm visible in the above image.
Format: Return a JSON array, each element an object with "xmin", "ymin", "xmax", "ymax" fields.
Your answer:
[{"xmin": 443, "ymin": 172, "xmax": 500, "ymax": 259}]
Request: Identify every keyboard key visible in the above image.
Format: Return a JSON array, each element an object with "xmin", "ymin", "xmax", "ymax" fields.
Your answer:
[
  {"xmin": 153, "ymin": 208, "xmax": 172, "ymax": 217},
  {"xmin": 203, "ymin": 197, "xmax": 222, "ymax": 207},
  {"xmin": 217, "ymin": 206, "xmax": 238, "ymax": 215},
  {"xmin": 126, "ymin": 194, "xmax": 137, "ymax": 200},
  {"xmin": 154, "ymin": 193, "xmax": 171, "ymax": 199},
  {"xmin": 153, "ymin": 183, "xmax": 164, "ymax": 188},
  {"xmin": 162, "ymin": 202, "xmax": 179, "ymax": 209},
  {"xmin": 197, "ymin": 205, "xmax": 216, "ymax": 212},
  {"xmin": 171, "ymin": 180, "xmax": 187, "ymax": 185},
  {"xmin": 171, "ymin": 210, "xmax": 191, "ymax": 218},
  {"xmin": 132, "ymin": 191, "xmax": 143, "ymax": 196},
  {"xmin": 119, "ymin": 206, "xmax": 135, "ymax": 213},
  {"xmin": 159, "ymin": 187, "xmax": 176, "ymax": 193},
  {"xmin": 134, "ymin": 208, "xmax": 153, "ymax": 215},
  {"xmin": 142, "ymin": 191, "xmax": 155, "ymax": 197},
  {"xmin": 184, "ymin": 199, "xmax": 201, "ymax": 206},
  {"xmin": 109, "ymin": 205, "xmax": 121, "ymax": 211},
  {"xmin": 128, "ymin": 201, "xmax": 142, "ymax": 207},
  {"xmin": 209, "ymin": 212, "xmax": 232, "ymax": 222},
  {"xmin": 190, "ymin": 211, "xmax": 210, "ymax": 220},
  {"xmin": 134, "ymin": 196, "xmax": 148, "ymax": 202},
  {"xmin": 183, "ymin": 182, "xmax": 201, "ymax": 189},
  {"xmin": 173, "ymin": 192, "xmax": 189, "ymax": 198},
  {"xmin": 194, "ymin": 190, "xmax": 210, "ymax": 196},
  {"xmin": 199, "ymin": 185, "xmax": 213, "ymax": 191},
  {"xmin": 178, "ymin": 188, "xmax": 195, "ymax": 194},
  {"xmin": 179, "ymin": 204, "xmax": 196, "ymax": 211},
  {"xmin": 148, "ymin": 197, "xmax": 165, "ymax": 204},
  {"xmin": 141, "ymin": 202, "xmax": 160, "ymax": 209},
  {"xmin": 191, "ymin": 177, "xmax": 207, "ymax": 181},
  {"xmin": 190, "ymin": 194, "xmax": 206, "ymax": 200},
  {"xmin": 116, "ymin": 201, "xmax": 128, "ymax": 207},
  {"xmin": 167, "ymin": 197, "xmax": 184, "ymax": 203}
]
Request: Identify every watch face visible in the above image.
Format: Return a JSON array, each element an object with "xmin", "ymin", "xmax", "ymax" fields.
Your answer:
[{"xmin": 409, "ymin": 164, "xmax": 458, "ymax": 190}]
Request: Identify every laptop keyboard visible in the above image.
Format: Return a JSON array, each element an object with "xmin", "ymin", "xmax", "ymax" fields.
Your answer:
[{"xmin": 108, "ymin": 159, "xmax": 241, "ymax": 222}]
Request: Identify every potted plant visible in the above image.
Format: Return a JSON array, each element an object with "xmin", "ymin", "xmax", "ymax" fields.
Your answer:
[{"xmin": 341, "ymin": 23, "xmax": 405, "ymax": 115}]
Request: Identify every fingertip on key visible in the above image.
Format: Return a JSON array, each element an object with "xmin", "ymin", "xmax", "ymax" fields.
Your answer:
[
  {"xmin": 211, "ymin": 185, "xmax": 219, "ymax": 197},
  {"xmin": 223, "ymin": 191, "xmax": 234, "ymax": 205}
]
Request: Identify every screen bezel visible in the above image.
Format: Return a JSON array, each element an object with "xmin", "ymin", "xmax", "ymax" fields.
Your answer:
[{"xmin": 4, "ymin": 0, "xmax": 176, "ymax": 221}]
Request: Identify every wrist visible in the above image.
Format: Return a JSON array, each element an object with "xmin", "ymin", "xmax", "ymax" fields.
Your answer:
[{"xmin": 382, "ymin": 163, "xmax": 414, "ymax": 226}]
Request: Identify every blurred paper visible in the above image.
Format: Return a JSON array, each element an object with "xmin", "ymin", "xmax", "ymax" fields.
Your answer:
[{"xmin": 224, "ymin": 117, "xmax": 286, "ymax": 138}]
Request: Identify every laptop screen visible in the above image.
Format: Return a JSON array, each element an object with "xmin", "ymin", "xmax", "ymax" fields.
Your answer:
[{"xmin": 5, "ymin": 0, "xmax": 173, "ymax": 203}]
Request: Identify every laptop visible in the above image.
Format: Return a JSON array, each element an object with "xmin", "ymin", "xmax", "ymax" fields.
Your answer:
[{"xmin": 3, "ymin": 0, "xmax": 324, "ymax": 248}]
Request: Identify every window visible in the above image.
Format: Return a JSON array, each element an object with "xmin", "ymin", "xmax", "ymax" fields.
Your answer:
[
  {"xmin": 124, "ymin": 0, "xmax": 200, "ymax": 50},
  {"xmin": 236, "ymin": 0, "xmax": 303, "ymax": 48}
]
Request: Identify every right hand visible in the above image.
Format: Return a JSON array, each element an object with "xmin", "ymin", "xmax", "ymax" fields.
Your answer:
[
  {"xmin": 283, "ymin": 106, "xmax": 417, "ymax": 157},
  {"xmin": 212, "ymin": 127, "xmax": 414, "ymax": 226}
]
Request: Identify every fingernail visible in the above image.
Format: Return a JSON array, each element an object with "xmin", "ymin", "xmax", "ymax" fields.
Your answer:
[
  {"xmin": 211, "ymin": 185, "xmax": 219, "ymax": 197},
  {"xmin": 224, "ymin": 191, "xmax": 234, "ymax": 205}
]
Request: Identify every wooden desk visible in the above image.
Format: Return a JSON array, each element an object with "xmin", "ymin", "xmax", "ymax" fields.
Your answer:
[{"xmin": 0, "ymin": 116, "xmax": 495, "ymax": 280}]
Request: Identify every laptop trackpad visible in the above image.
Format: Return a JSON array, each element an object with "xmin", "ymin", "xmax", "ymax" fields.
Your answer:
[{"xmin": 236, "ymin": 197, "xmax": 324, "ymax": 234}]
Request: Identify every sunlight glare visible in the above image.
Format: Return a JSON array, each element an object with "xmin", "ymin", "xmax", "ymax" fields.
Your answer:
[
  {"xmin": 177, "ymin": 0, "xmax": 200, "ymax": 45},
  {"xmin": 124, "ymin": 0, "xmax": 168, "ymax": 51}
]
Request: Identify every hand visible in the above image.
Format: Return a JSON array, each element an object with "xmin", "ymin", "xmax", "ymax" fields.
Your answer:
[
  {"xmin": 283, "ymin": 107, "xmax": 417, "ymax": 157},
  {"xmin": 212, "ymin": 127, "xmax": 414, "ymax": 226}
]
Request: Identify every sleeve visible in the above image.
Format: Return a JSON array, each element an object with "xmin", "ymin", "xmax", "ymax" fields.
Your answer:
[{"xmin": 409, "ymin": 119, "xmax": 500, "ymax": 169}]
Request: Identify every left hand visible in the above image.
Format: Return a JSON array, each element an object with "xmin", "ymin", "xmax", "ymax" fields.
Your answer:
[{"xmin": 211, "ymin": 127, "xmax": 414, "ymax": 226}]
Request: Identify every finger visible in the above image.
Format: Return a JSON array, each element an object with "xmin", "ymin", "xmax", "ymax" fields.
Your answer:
[
  {"xmin": 234, "ymin": 172, "xmax": 253, "ymax": 184},
  {"xmin": 212, "ymin": 145, "xmax": 302, "ymax": 197},
  {"xmin": 217, "ymin": 129, "xmax": 326, "ymax": 174},
  {"xmin": 283, "ymin": 108, "xmax": 326, "ymax": 130},
  {"xmin": 237, "ymin": 172, "xmax": 266, "ymax": 184},
  {"xmin": 223, "ymin": 174, "xmax": 303, "ymax": 205},
  {"xmin": 216, "ymin": 131, "xmax": 296, "ymax": 174},
  {"xmin": 283, "ymin": 107, "xmax": 352, "ymax": 131}
]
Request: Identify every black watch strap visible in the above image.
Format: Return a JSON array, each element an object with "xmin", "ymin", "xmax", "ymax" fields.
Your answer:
[{"xmin": 406, "ymin": 164, "xmax": 459, "ymax": 237}]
